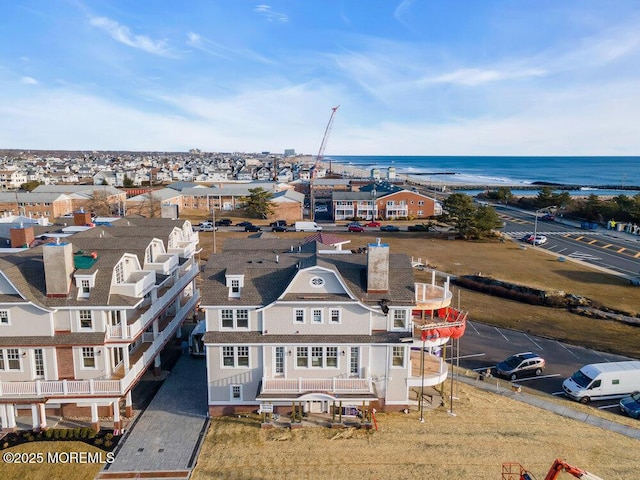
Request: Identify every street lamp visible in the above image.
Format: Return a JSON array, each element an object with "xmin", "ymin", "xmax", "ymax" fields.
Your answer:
[{"xmin": 533, "ymin": 205, "xmax": 556, "ymax": 247}]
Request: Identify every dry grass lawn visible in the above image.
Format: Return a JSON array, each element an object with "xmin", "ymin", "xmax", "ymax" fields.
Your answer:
[
  {"xmin": 191, "ymin": 381, "xmax": 639, "ymax": 480},
  {"xmin": 0, "ymin": 441, "xmax": 105, "ymax": 480}
]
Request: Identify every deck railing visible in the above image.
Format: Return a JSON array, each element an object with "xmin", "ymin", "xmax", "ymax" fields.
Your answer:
[{"xmin": 261, "ymin": 377, "xmax": 372, "ymax": 394}]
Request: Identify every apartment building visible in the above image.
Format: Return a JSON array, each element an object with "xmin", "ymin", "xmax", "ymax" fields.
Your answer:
[
  {"xmin": 199, "ymin": 237, "xmax": 464, "ymax": 420},
  {"xmin": 0, "ymin": 216, "xmax": 200, "ymax": 432},
  {"xmin": 332, "ymin": 190, "xmax": 442, "ymax": 221}
]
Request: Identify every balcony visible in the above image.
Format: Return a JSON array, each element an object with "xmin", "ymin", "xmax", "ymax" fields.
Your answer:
[
  {"xmin": 261, "ymin": 377, "xmax": 373, "ymax": 394},
  {"xmin": 144, "ymin": 253, "xmax": 179, "ymax": 275},
  {"xmin": 110, "ymin": 270, "xmax": 156, "ymax": 298},
  {"xmin": 413, "ymin": 271, "xmax": 452, "ymax": 311},
  {"xmin": 108, "ymin": 265, "xmax": 198, "ymax": 340},
  {"xmin": 168, "ymin": 238, "xmax": 197, "ymax": 259},
  {"xmin": 0, "ymin": 291, "xmax": 200, "ymax": 400},
  {"xmin": 407, "ymin": 349, "xmax": 448, "ymax": 387}
]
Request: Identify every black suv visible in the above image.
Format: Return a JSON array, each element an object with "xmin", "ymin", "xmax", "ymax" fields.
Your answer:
[
  {"xmin": 495, "ymin": 352, "xmax": 545, "ymax": 380},
  {"xmin": 215, "ymin": 218, "xmax": 232, "ymax": 227}
]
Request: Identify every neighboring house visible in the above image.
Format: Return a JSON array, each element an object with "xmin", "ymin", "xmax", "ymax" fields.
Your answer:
[
  {"xmin": 269, "ymin": 189, "xmax": 305, "ymax": 223},
  {"xmin": 0, "ymin": 170, "xmax": 28, "ymax": 190},
  {"xmin": 200, "ymin": 237, "xmax": 464, "ymax": 419},
  {"xmin": 0, "ymin": 217, "xmax": 200, "ymax": 432},
  {"xmin": 0, "ymin": 192, "xmax": 73, "ymax": 219},
  {"xmin": 32, "ymin": 185, "xmax": 127, "ymax": 216},
  {"xmin": 331, "ymin": 189, "xmax": 442, "ymax": 221},
  {"xmin": 124, "ymin": 188, "xmax": 184, "ymax": 218}
]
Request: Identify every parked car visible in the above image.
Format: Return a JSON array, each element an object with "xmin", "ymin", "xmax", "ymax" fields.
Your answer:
[
  {"xmin": 619, "ymin": 391, "xmax": 640, "ymax": 419},
  {"xmin": 348, "ymin": 225, "xmax": 365, "ymax": 232},
  {"xmin": 407, "ymin": 224, "xmax": 430, "ymax": 232},
  {"xmin": 365, "ymin": 221, "xmax": 381, "ymax": 227},
  {"xmin": 244, "ymin": 225, "xmax": 262, "ymax": 232},
  {"xmin": 528, "ymin": 234, "xmax": 548, "ymax": 245},
  {"xmin": 215, "ymin": 218, "xmax": 232, "ymax": 227},
  {"xmin": 271, "ymin": 225, "xmax": 288, "ymax": 232},
  {"xmin": 495, "ymin": 352, "xmax": 545, "ymax": 380},
  {"xmin": 346, "ymin": 222, "xmax": 362, "ymax": 228},
  {"xmin": 540, "ymin": 214, "xmax": 555, "ymax": 221},
  {"xmin": 237, "ymin": 221, "xmax": 253, "ymax": 227},
  {"xmin": 380, "ymin": 225, "xmax": 400, "ymax": 232},
  {"xmin": 196, "ymin": 222, "xmax": 217, "ymax": 232},
  {"xmin": 269, "ymin": 220, "xmax": 287, "ymax": 227},
  {"xmin": 314, "ymin": 204, "xmax": 328, "ymax": 213}
]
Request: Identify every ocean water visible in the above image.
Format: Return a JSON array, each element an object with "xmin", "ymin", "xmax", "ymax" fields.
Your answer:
[{"xmin": 327, "ymin": 156, "xmax": 640, "ymax": 191}]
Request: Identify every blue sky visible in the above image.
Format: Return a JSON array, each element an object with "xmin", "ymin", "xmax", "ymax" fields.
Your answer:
[{"xmin": 2, "ymin": 1, "xmax": 640, "ymax": 155}]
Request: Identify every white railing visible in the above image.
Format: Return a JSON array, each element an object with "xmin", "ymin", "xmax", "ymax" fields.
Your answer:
[
  {"xmin": 126, "ymin": 267, "xmax": 198, "ymax": 339},
  {"xmin": 0, "ymin": 291, "xmax": 200, "ymax": 399},
  {"xmin": 261, "ymin": 377, "xmax": 372, "ymax": 393}
]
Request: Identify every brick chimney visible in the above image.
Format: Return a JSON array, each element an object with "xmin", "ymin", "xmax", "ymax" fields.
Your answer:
[
  {"xmin": 43, "ymin": 240, "xmax": 75, "ymax": 297},
  {"xmin": 366, "ymin": 238, "xmax": 389, "ymax": 293},
  {"xmin": 74, "ymin": 209, "xmax": 92, "ymax": 226},
  {"xmin": 10, "ymin": 225, "xmax": 35, "ymax": 248}
]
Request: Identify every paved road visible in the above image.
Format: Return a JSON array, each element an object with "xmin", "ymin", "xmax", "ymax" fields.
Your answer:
[{"xmin": 97, "ymin": 354, "xmax": 209, "ymax": 480}]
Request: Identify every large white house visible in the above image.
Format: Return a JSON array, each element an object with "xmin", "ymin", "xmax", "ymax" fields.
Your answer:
[
  {"xmin": 0, "ymin": 217, "xmax": 200, "ymax": 432},
  {"xmin": 200, "ymin": 236, "xmax": 465, "ymax": 420}
]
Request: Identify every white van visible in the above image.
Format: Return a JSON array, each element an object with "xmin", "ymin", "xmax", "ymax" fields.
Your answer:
[
  {"xmin": 562, "ymin": 360, "xmax": 640, "ymax": 403},
  {"xmin": 294, "ymin": 221, "xmax": 322, "ymax": 232}
]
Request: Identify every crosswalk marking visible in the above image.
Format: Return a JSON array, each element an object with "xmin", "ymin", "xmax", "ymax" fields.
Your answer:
[{"xmin": 568, "ymin": 251, "xmax": 602, "ymax": 261}]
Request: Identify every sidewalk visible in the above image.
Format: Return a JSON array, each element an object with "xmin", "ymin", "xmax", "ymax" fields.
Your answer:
[
  {"xmin": 456, "ymin": 373, "xmax": 640, "ymax": 440},
  {"xmin": 96, "ymin": 353, "xmax": 209, "ymax": 480}
]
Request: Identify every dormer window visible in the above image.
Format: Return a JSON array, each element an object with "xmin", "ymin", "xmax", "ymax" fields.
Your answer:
[{"xmin": 225, "ymin": 274, "xmax": 244, "ymax": 298}]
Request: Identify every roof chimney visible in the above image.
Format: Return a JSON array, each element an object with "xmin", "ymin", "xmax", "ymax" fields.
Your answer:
[
  {"xmin": 74, "ymin": 210, "xmax": 92, "ymax": 226},
  {"xmin": 366, "ymin": 239, "xmax": 389, "ymax": 293},
  {"xmin": 43, "ymin": 241, "xmax": 75, "ymax": 297},
  {"xmin": 10, "ymin": 225, "xmax": 35, "ymax": 248}
]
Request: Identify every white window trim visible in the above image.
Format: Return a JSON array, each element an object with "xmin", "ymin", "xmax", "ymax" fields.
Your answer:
[
  {"xmin": 329, "ymin": 308, "xmax": 342, "ymax": 324},
  {"xmin": 1, "ymin": 348, "xmax": 23, "ymax": 371},
  {"xmin": 79, "ymin": 310, "xmax": 93, "ymax": 330},
  {"xmin": 391, "ymin": 309, "xmax": 407, "ymax": 330},
  {"xmin": 219, "ymin": 309, "xmax": 250, "ymax": 330},
  {"xmin": 230, "ymin": 384, "xmax": 243, "ymax": 401},
  {"xmin": 312, "ymin": 308, "xmax": 323, "ymax": 324},
  {"xmin": 293, "ymin": 308, "xmax": 305, "ymax": 324},
  {"xmin": 81, "ymin": 347, "xmax": 97, "ymax": 369},
  {"xmin": 0, "ymin": 310, "xmax": 10, "ymax": 326},
  {"xmin": 295, "ymin": 346, "xmax": 339, "ymax": 369},
  {"xmin": 221, "ymin": 346, "xmax": 250, "ymax": 369},
  {"xmin": 391, "ymin": 346, "xmax": 406, "ymax": 368}
]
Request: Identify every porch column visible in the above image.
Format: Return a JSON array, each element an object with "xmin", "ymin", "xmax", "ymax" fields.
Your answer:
[
  {"xmin": 38, "ymin": 403, "xmax": 48, "ymax": 431},
  {"xmin": 31, "ymin": 404, "xmax": 39, "ymax": 430},
  {"xmin": 6, "ymin": 403, "xmax": 17, "ymax": 431},
  {"xmin": 154, "ymin": 354, "xmax": 162, "ymax": 376},
  {"xmin": 113, "ymin": 399, "xmax": 121, "ymax": 431},
  {"xmin": 90, "ymin": 403, "xmax": 100, "ymax": 432},
  {"xmin": 0, "ymin": 404, "xmax": 7, "ymax": 431},
  {"xmin": 125, "ymin": 391, "xmax": 133, "ymax": 417},
  {"xmin": 152, "ymin": 318, "xmax": 159, "ymax": 339},
  {"xmin": 123, "ymin": 349, "xmax": 130, "ymax": 373}
]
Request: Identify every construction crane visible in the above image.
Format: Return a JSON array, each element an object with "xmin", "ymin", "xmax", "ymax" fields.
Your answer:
[
  {"xmin": 310, "ymin": 105, "xmax": 339, "ymax": 219},
  {"xmin": 502, "ymin": 458, "xmax": 605, "ymax": 480},
  {"xmin": 312, "ymin": 105, "xmax": 340, "ymax": 179}
]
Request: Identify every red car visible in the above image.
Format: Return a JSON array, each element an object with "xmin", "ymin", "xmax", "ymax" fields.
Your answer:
[
  {"xmin": 365, "ymin": 221, "xmax": 381, "ymax": 227},
  {"xmin": 348, "ymin": 225, "xmax": 364, "ymax": 232}
]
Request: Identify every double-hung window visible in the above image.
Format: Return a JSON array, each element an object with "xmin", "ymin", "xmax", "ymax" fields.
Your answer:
[
  {"xmin": 392, "ymin": 346, "xmax": 405, "ymax": 367},
  {"xmin": 79, "ymin": 310, "xmax": 93, "ymax": 329},
  {"xmin": 312, "ymin": 309, "xmax": 323, "ymax": 324},
  {"xmin": 294, "ymin": 309, "xmax": 305, "ymax": 324},
  {"xmin": 393, "ymin": 310, "xmax": 406, "ymax": 329},
  {"xmin": 330, "ymin": 309, "xmax": 341, "ymax": 324},
  {"xmin": 82, "ymin": 347, "xmax": 96, "ymax": 368},
  {"xmin": 221, "ymin": 309, "xmax": 249, "ymax": 329},
  {"xmin": 0, "ymin": 310, "xmax": 9, "ymax": 325},
  {"xmin": 222, "ymin": 346, "xmax": 249, "ymax": 367}
]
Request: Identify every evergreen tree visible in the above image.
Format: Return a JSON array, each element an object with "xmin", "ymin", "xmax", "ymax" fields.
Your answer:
[{"xmin": 242, "ymin": 187, "xmax": 274, "ymax": 219}]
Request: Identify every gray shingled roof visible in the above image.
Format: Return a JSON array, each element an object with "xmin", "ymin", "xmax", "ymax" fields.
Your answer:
[
  {"xmin": 200, "ymin": 239, "xmax": 416, "ymax": 308},
  {"xmin": 0, "ymin": 332, "xmax": 106, "ymax": 347}
]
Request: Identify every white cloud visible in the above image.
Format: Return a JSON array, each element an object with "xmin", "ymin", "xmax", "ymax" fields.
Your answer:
[
  {"xmin": 89, "ymin": 16, "xmax": 174, "ymax": 57},
  {"xmin": 422, "ymin": 67, "xmax": 547, "ymax": 86},
  {"xmin": 21, "ymin": 76, "xmax": 38, "ymax": 85},
  {"xmin": 254, "ymin": 5, "xmax": 288, "ymax": 23}
]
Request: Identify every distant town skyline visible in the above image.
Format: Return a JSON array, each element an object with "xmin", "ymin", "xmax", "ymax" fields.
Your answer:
[{"xmin": 2, "ymin": 1, "xmax": 640, "ymax": 156}]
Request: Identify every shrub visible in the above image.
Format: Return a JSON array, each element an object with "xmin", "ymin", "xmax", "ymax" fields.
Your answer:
[
  {"xmin": 45, "ymin": 429, "xmax": 53, "ymax": 439},
  {"xmin": 105, "ymin": 433, "xmax": 114, "ymax": 441},
  {"xmin": 73, "ymin": 428, "xmax": 81, "ymax": 439},
  {"xmin": 88, "ymin": 430, "xmax": 97, "ymax": 439},
  {"xmin": 93, "ymin": 438, "xmax": 103, "ymax": 446},
  {"xmin": 80, "ymin": 428, "xmax": 90, "ymax": 439},
  {"xmin": 59, "ymin": 429, "xmax": 68, "ymax": 439},
  {"xmin": 104, "ymin": 440, "xmax": 113, "ymax": 448}
]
